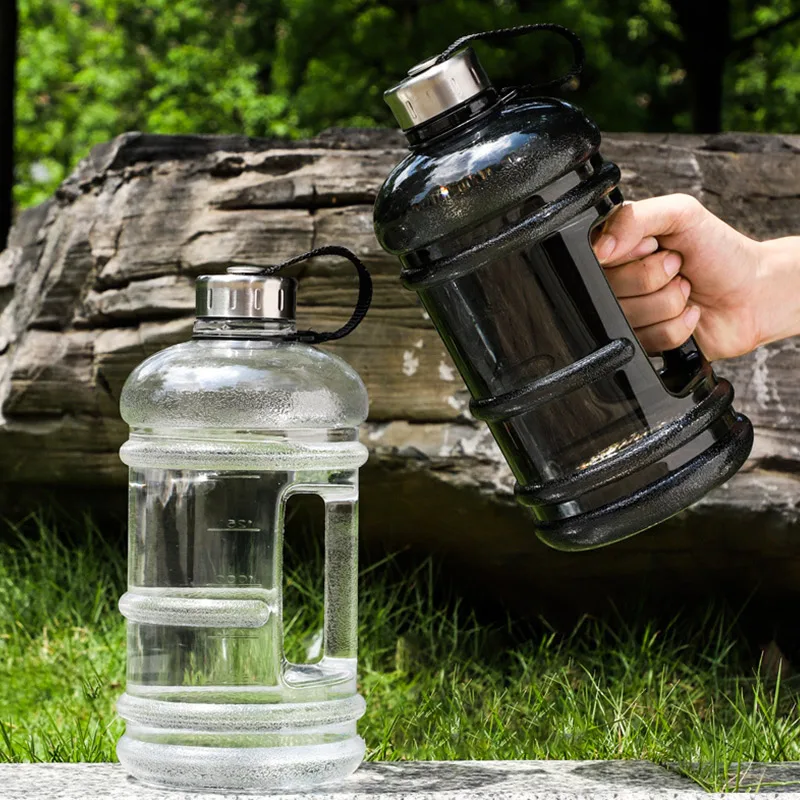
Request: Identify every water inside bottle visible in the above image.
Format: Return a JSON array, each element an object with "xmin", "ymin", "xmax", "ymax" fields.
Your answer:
[{"xmin": 117, "ymin": 448, "xmax": 364, "ymax": 789}]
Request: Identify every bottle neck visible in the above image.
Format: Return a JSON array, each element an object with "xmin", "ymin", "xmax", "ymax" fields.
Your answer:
[
  {"xmin": 405, "ymin": 88, "xmax": 500, "ymax": 147},
  {"xmin": 193, "ymin": 318, "xmax": 297, "ymax": 340}
]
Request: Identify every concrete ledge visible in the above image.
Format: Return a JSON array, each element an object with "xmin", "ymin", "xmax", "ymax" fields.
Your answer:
[
  {"xmin": 725, "ymin": 763, "xmax": 800, "ymax": 793},
  {"xmin": 2, "ymin": 760, "xmax": 799, "ymax": 799}
]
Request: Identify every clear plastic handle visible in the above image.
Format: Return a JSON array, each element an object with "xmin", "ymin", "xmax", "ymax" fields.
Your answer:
[{"xmin": 280, "ymin": 483, "xmax": 359, "ymax": 667}]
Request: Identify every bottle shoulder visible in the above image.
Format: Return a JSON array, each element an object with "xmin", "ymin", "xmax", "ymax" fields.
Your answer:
[
  {"xmin": 373, "ymin": 97, "xmax": 601, "ymax": 255},
  {"xmin": 120, "ymin": 338, "xmax": 369, "ymax": 430}
]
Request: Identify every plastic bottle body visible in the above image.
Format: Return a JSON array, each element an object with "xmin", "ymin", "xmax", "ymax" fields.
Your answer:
[
  {"xmin": 374, "ymin": 96, "xmax": 753, "ymax": 550},
  {"xmin": 117, "ymin": 331, "xmax": 369, "ymax": 791}
]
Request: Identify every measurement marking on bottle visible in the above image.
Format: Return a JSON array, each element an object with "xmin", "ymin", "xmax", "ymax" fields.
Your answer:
[{"xmin": 207, "ymin": 528, "xmax": 261, "ymax": 532}]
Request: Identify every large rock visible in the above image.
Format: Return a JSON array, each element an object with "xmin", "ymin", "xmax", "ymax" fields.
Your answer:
[{"xmin": 1, "ymin": 129, "xmax": 799, "ymax": 613}]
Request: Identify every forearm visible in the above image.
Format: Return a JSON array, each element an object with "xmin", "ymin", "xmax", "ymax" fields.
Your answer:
[{"xmin": 754, "ymin": 236, "xmax": 800, "ymax": 347}]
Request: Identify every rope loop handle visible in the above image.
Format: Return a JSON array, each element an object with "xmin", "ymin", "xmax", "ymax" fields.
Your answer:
[
  {"xmin": 262, "ymin": 245, "xmax": 372, "ymax": 344},
  {"xmin": 435, "ymin": 23, "xmax": 585, "ymax": 95}
]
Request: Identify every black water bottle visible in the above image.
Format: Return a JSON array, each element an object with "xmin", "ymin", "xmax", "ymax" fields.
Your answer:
[{"xmin": 373, "ymin": 24, "xmax": 754, "ymax": 551}]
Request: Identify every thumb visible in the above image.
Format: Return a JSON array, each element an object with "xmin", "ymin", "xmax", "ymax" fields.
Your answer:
[{"xmin": 594, "ymin": 195, "xmax": 703, "ymax": 265}]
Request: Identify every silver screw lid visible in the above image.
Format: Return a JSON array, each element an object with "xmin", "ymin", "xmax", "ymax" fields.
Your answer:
[
  {"xmin": 384, "ymin": 47, "xmax": 492, "ymax": 131},
  {"xmin": 195, "ymin": 266, "xmax": 297, "ymax": 320}
]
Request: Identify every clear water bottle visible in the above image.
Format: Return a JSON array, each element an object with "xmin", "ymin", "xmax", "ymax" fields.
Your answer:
[{"xmin": 116, "ymin": 248, "xmax": 372, "ymax": 791}]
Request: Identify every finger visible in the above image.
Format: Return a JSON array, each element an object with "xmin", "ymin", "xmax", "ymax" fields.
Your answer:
[
  {"xmin": 619, "ymin": 277, "xmax": 691, "ymax": 328},
  {"xmin": 628, "ymin": 235, "xmax": 660, "ymax": 260},
  {"xmin": 594, "ymin": 195, "xmax": 703, "ymax": 264},
  {"xmin": 600, "ymin": 236, "xmax": 660, "ymax": 267},
  {"xmin": 604, "ymin": 250, "xmax": 683, "ymax": 298},
  {"xmin": 634, "ymin": 305, "xmax": 702, "ymax": 354}
]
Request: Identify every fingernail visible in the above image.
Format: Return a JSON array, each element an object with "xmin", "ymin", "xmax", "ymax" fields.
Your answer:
[
  {"xmin": 594, "ymin": 234, "xmax": 617, "ymax": 262},
  {"xmin": 628, "ymin": 236, "xmax": 658, "ymax": 259},
  {"xmin": 683, "ymin": 305, "xmax": 701, "ymax": 329},
  {"xmin": 664, "ymin": 252, "xmax": 682, "ymax": 277},
  {"xmin": 680, "ymin": 278, "xmax": 691, "ymax": 299}
]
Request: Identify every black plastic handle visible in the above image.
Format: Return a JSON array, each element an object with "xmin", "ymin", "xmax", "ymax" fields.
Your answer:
[{"xmin": 659, "ymin": 336, "xmax": 707, "ymax": 393}]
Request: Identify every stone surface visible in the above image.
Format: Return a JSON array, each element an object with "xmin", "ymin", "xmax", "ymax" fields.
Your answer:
[
  {"xmin": 1, "ymin": 129, "xmax": 800, "ymax": 612},
  {"xmin": 727, "ymin": 763, "xmax": 800, "ymax": 793},
  {"xmin": 0, "ymin": 760, "xmax": 713, "ymax": 799}
]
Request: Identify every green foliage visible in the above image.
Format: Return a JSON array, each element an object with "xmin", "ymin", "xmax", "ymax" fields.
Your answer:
[
  {"xmin": 13, "ymin": 0, "xmax": 800, "ymax": 207},
  {"xmin": 726, "ymin": 0, "xmax": 800, "ymax": 132},
  {"xmin": 15, "ymin": 0, "xmax": 291, "ymax": 207},
  {"xmin": 2, "ymin": 513, "xmax": 800, "ymax": 789}
]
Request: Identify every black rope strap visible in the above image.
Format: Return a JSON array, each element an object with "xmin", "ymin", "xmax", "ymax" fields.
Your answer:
[
  {"xmin": 262, "ymin": 245, "xmax": 372, "ymax": 344},
  {"xmin": 435, "ymin": 23, "xmax": 586, "ymax": 95}
]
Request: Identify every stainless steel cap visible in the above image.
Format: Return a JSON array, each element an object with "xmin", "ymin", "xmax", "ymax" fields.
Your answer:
[
  {"xmin": 195, "ymin": 266, "xmax": 297, "ymax": 320},
  {"xmin": 384, "ymin": 47, "xmax": 491, "ymax": 131}
]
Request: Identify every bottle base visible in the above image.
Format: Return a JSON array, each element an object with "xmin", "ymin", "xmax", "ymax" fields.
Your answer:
[
  {"xmin": 117, "ymin": 734, "xmax": 366, "ymax": 793},
  {"xmin": 531, "ymin": 413, "xmax": 754, "ymax": 552}
]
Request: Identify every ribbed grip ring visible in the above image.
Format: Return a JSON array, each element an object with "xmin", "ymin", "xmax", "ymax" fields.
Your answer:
[
  {"xmin": 401, "ymin": 161, "xmax": 620, "ymax": 290},
  {"xmin": 516, "ymin": 378, "xmax": 737, "ymax": 507},
  {"xmin": 470, "ymin": 338, "xmax": 635, "ymax": 423}
]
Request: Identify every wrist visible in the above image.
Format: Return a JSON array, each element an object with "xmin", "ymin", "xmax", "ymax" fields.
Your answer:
[{"xmin": 754, "ymin": 237, "xmax": 800, "ymax": 347}]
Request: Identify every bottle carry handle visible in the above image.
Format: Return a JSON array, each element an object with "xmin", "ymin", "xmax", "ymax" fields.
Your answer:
[
  {"xmin": 257, "ymin": 245, "xmax": 373, "ymax": 344},
  {"xmin": 222, "ymin": 244, "xmax": 372, "ymax": 344},
  {"xmin": 659, "ymin": 336, "xmax": 706, "ymax": 392},
  {"xmin": 280, "ymin": 483, "xmax": 359, "ymax": 665},
  {"xmin": 593, "ymin": 213, "xmax": 707, "ymax": 392},
  {"xmin": 227, "ymin": 246, "xmax": 372, "ymax": 344},
  {"xmin": 435, "ymin": 23, "xmax": 586, "ymax": 96}
]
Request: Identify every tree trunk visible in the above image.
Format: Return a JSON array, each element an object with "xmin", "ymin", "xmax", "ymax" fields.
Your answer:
[
  {"xmin": 0, "ymin": 0, "xmax": 18, "ymax": 250},
  {"xmin": 0, "ymin": 129, "xmax": 799, "ymax": 615},
  {"xmin": 672, "ymin": 0, "xmax": 730, "ymax": 133}
]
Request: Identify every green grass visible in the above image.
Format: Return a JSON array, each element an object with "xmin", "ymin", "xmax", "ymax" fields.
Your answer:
[{"xmin": 1, "ymin": 513, "xmax": 799, "ymax": 791}]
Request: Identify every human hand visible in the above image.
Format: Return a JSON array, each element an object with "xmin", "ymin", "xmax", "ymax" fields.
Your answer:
[{"xmin": 592, "ymin": 194, "xmax": 765, "ymax": 361}]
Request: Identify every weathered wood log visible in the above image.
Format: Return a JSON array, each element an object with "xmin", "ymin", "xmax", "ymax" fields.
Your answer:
[{"xmin": 1, "ymin": 128, "xmax": 799, "ymax": 613}]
